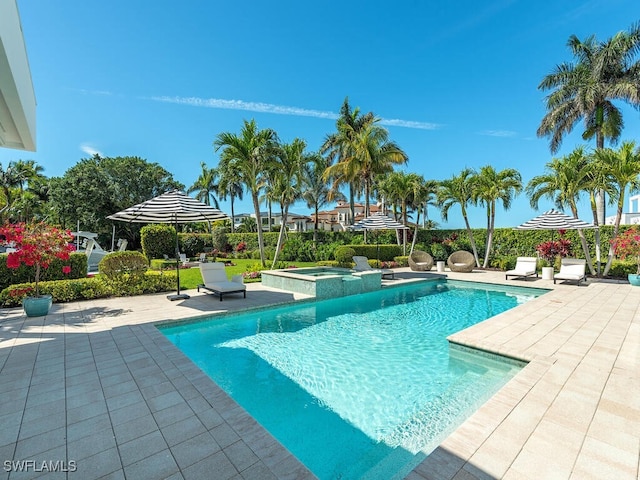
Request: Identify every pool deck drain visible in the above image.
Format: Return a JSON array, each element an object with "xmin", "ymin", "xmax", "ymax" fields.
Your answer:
[{"xmin": 0, "ymin": 268, "xmax": 637, "ymax": 479}]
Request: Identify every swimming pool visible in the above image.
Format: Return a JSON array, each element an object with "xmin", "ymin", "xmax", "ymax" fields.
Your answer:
[{"xmin": 159, "ymin": 280, "xmax": 546, "ymax": 479}]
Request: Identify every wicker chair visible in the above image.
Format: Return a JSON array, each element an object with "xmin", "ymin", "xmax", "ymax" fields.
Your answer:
[
  {"xmin": 447, "ymin": 250, "xmax": 476, "ymax": 272},
  {"xmin": 408, "ymin": 250, "xmax": 434, "ymax": 271}
]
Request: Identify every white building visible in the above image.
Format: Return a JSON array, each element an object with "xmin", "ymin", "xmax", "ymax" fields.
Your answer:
[
  {"xmin": 0, "ymin": 0, "xmax": 36, "ymax": 151},
  {"xmin": 605, "ymin": 194, "xmax": 640, "ymax": 226}
]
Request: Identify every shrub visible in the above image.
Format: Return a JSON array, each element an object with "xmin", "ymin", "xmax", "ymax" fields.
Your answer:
[
  {"xmin": 394, "ymin": 256, "xmax": 409, "ymax": 267},
  {"xmin": 0, "ymin": 252, "xmax": 87, "ymax": 291},
  {"xmin": 430, "ymin": 243, "xmax": 449, "ymax": 261},
  {"xmin": 334, "ymin": 246, "xmax": 356, "ymax": 266},
  {"xmin": 99, "ymin": 251, "xmax": 149, "ymax": 294},
  {"xmin": 181, "ymin": 233, "xmax": 206, "ymax": 258},
  {"xmin": 211, "ymin": 227, "xmax": 228, "ymax": 252},
  {"xmin": 141, "ymin": 224, "xmax": 175, "ymax": 260},
  {"xmin": 0, "ymin": 278, "xmax": 112, "ymax": 307}
]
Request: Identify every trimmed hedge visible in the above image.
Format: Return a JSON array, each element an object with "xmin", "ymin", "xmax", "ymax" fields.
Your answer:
[{"xmin": 0, "ymin": 252, "xmax": 87, "ymax": 292}]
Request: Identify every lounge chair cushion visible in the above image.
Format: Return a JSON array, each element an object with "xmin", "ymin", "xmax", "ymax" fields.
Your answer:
[
  {"xmin": 505, "ymin": 257, "xmax": 538, "ymax": 280},
  {"xmin": 352, "ymin": 255, "xmax": 394, "ymax": 279},
  {"xmin": 554, "ymin": 258, "xmax": 587, "ymax": 285},
  {"xmin": 198, "ymin": 262, "xmax": 246, "ymax": 301}
]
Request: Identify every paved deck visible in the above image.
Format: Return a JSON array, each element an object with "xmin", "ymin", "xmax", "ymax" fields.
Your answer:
[{"xmin": 0, "ymin": 268, "xmax": 637, "ymax": 479}]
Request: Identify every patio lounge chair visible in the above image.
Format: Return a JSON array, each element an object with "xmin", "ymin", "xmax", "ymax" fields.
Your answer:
[
  {"xmin": 352, "ymin": 255, "xmax": 395, "ymax": 279},
  {"xmin": 554, "ymin": 258, "xmax": 587, "ymax": 285},
  {"xmin": 198, "ymin": 262, "xmax": 246, "ymax": 301},
  {"xmin": 408, "ymin": 250, "xmax": 434, "ymax": 271},
  {"xmin": 447, "ymin": 250, "xmax": 475, "ymax": 273},
  {"xmin": 505, "ymin": 256, "xmax": 538, "ymax": 280}
]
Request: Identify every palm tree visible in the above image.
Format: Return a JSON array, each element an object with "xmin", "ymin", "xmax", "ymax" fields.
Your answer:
[
  {"xmin": 301, "ymin": 153, "xmax": 343, "ymax": 242},
  {"xmin": 321, "ymin": 97, "xmax": 375, "ymax": 225},
  {"xmin": 526, "ymin": 147, "xmax": 600, "ymax": 275},
  {"xmin": 597, "ymin": 141, "xmax": 640, "ymax": 275},
  {"xmin": 187, "ymin": 162, "xmax": 220, "ymax": 208},
  {"xmin": 324, "ymin": 118, "xmax": 407, "ymax": 218},
  {"xmin": 473, "ymin": 166, "xmax": 522, "ymax": 267},
  {"xmin": 271, "ymin": 138, "xmax": 308, "ymax": 268},
  {"xmin": 216, "ymin": 157, "xmax": 244, "ymax": 233},
  {"xmin": 436, "ymin": 168, "xmax": 481, "ymax": 267},
  {"xmin": 214, "ymin": 119, "xmax": 279, "ymax": 267},
  {"xmin": 537, "ymin": 23, "xmax": 640, "ymax": 224}
]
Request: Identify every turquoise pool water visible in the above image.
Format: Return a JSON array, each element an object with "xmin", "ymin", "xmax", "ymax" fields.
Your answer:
[{"xmin": 159, "ymin": 280, "xmax": 545, "ymax": 479}]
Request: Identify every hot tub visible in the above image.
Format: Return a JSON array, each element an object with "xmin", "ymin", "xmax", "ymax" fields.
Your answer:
[{"xmin": 260, "ymin": 266, "xmax": 382, "ymax": 298}]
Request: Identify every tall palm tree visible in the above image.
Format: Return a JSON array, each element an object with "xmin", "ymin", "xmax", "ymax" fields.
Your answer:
[
  {"xmin": 214, "ymin": 119, "xmax": 279, "ymax": 266},
  {"xmin": 187, "ymin": 162, "xmax": 220, "ymax": 208},
  {"xmin": 526, "ymin": 147, "xmax": 600, "ymax": 275},
  {"xmin": 537, "ymin": 23, "xmax": 640, "ymax": 224},
  {"xmin": 473, "ymin": 166, "xmax": 522, "ymax": 267},
  {"xmin": 321, "ymin": 97, "xmax": 375, "ymax": 225},
  {"xmin": 271, "ymin": 138, "xmax": 308, "ymax": 268},
  {"xmin": 597, "ymin": 141, "xmax": 640, "ymax": 275},
  {"xmin": 216, "ymin": 157, "xmax": 244, "ymax": 233},
  {"xmin": 437, "ymin": 168, "xmax": 481, "ymax": 267},
  {"xmin": 301, "ymin": 153, "xmax": 343, "ymax": 242},
  {"xmin": 324, "ymin": 118, "xmax": 407, "ymax": 218}
]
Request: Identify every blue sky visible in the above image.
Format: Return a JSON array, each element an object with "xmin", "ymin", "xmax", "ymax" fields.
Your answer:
[{"xmin": 2, "ymin": 0, "xmax": 639, "ymax": 228}]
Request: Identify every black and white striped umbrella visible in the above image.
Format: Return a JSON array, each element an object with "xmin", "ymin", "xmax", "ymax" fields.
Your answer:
[
  {"xmin": 107, "ymin": 189, "xmax": 229, "ymax": 224},
  {"xmin": 350, "ymin": 213, "xmax": 409, "ymax": 231},
  {"xmin": 514, "ymin": 209, "xmax": 596, "ymax": 230},
  {"xmin": 108, "ymin": 190, "xmax": 229, "ymax": 301}
]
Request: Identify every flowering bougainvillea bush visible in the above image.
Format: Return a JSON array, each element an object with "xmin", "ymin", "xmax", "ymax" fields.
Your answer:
[
  {"xmin": 0, "ymin": 222, "xmax": 74, "ymax": 297},
  {"xmin": 611, "ymin": 227, "xmax": 640, "ymax": 274}
]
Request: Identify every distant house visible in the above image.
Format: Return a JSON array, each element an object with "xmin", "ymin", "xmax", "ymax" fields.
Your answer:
[
  {"xmin": 311, "ymin": 201, "xmax": 384, "ymax": 231},
  {"xmin": 605, "ymin": 193, "xmax": 640, "ymax": 225}
]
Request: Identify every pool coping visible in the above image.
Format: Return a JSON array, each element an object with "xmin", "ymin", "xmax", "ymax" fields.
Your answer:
[{"xmin": 0, "ymin": 268, "xmax": 637, "ymax": 479}]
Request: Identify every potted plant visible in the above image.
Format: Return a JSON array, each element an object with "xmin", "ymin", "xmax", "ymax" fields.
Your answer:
[
  {"xmin": 611, "ymin": 227, "xmax": 640, "ymax": 285},
  {"xmin": 0, "ymin": 222, "xmax": 74, "ymax": 316}
]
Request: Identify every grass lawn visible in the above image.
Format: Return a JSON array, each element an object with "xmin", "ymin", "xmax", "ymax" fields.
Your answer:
[{"xmin": 172, "ymin": 259, "xmax": 318, "ymax": 290}]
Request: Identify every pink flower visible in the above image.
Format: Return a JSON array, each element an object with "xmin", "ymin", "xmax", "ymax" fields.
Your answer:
[{"xmin": 62, "ymin": 265, "xmax": 71, "ymax": 275}]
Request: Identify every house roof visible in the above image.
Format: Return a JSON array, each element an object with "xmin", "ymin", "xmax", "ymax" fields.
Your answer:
[{"xmin": 0, "ymin": 0, "xmax": 36, "ymax": 151}]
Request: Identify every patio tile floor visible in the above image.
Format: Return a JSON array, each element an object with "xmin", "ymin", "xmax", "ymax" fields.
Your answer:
[{"xmin": 0, "ymin": 268, "xmax": 637, "ymax": 479}]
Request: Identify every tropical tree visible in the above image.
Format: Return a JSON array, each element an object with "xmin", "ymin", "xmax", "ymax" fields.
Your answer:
[
  {"xmin": 597, "ymin": 141, "xmax": 640, "ymax": 275},
  {"xmin": 324, "ymin": 118, "xmax": 407, "ymax": 218},
  {"xmin": 216, "ymin": 156, "xmax": 244, "ymax": 233},
  {"xmin": 436, "ymin": 168, "xmax": 481, "ymax": 267},
  {"xmin": 301, "ymin": 152, "xmax": 343, "ymax": 242},
  {"xmin": 321, "ymin": 97, "xmax": 375, "ymax": 225},
  {"xmin": 49, "ymin": 155, "xmax": 182, "ymax": 244},
  {"xmin": 236, "ymin": 216, "xmax": 257, "ymax": 233},
  {"xmin": 187, "ymin": 162, "xmax": 220, "ymax": 208},
  {"xmin": 526, "ymin": 147, "xmax": 600, "ymax": 275},
  {"xmin": 271, "ymin": 138, "xmax": 308, "ymax": 268},
  {"xmin": 537, "ymin": 22, "xmax": 640, "ymax": 224},
  {"xmin": 214, "ymin": 119, "xmax": 279, "ymax": 267},
  {"xmin": 473, "ymin": 166, "xmax": 522, "ymax": 267}
]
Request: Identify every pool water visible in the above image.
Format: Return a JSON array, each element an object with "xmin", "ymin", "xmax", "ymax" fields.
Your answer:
[{"xmin": 159, "ymin": 280, "xmax": 545, "ymax": 479}]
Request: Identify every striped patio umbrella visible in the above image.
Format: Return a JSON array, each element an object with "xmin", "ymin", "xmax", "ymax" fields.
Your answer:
[
  {"xmin": 107, "ymin": 190, "xmax": 229, "ymax": 301},
  {"xmin": 514, "ymin": 209, "xmax": 596, "ymax": 231},
  {"xmin": 350, "ymin": 213, "xmax": 409, "ymax": 257}
]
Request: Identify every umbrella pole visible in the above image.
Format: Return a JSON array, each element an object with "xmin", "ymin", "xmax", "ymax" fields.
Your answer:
[{"xmin": 168, "ymin": 221, "xmax": 190, "ymax": 301}]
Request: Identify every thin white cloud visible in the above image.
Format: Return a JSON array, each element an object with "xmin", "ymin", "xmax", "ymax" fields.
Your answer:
[
  {"xmin": 149, "ymin": 95, "xmax": 440, "ymax": 131},
  {"xmin": 478, "ymin": 130, "xmax": 517, "ymax": 138},
  {"xmin": 80, "ymin": 143, "xmax": 103, "ymax": 156}
]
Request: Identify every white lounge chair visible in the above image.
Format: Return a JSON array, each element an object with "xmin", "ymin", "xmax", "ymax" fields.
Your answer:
[
  {"xmin": 352, "ymin": 255, "xmax": 394, "ymax": 279},
  {"xmin": 505, "ymin": 256, "xmax": 538, "ymax": 281},
  {"xmin": 554, "ymin": 258, "xmax": 587, "ymax": 285},
  {"xmin": 179, "ymin": 253, "xmax": 188, "ymax": 266},
  {"xmin": 198, "ymin": 262, "xmax": 246, "ymax": 301}
]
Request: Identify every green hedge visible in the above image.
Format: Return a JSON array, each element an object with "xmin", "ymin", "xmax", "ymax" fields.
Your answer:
[
  {"xmin": 0, "ymin": 252, "xmax": 87, "ymax": 291},
  {"xmin": 0, "ymin": 272, "xmax": 177, "ymax": 307}
]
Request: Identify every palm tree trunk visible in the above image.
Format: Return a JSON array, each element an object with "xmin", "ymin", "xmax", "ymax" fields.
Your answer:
[
  {"xmin": 483, "ymin": 203, "xmax": 495, "ymax": 268},
  {"xmin": 230, "ymin": 196, "xmax": 236, "ymax": 233},
  {"xmin": 313, "ymin": 203, "xmax": 319, "ymax": 243},
  {"xmin": 602, "ymin": 200, "xmax": 624, "ymax": 276},
  {"xmin": 461, "ymin": 208, "xmax": 481, "ymax": 267},
  {"xmin": 252, "ymin": 193, "xmax": 266, "ymax": 267},
  {"xmin": 272, "ymin": 203, "xmax": 289, "ymax": 269},
  {"xmin": 570, "ymin": 204, "xmax": 595, "ymax": 275}
]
